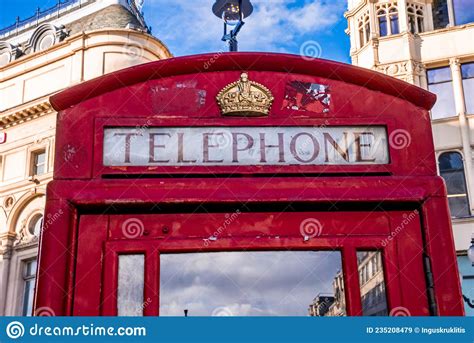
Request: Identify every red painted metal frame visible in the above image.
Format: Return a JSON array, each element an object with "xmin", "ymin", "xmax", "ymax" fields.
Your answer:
[{"xmin": 35, "ymin": 53, "xmax": 464, "ymax": 316}]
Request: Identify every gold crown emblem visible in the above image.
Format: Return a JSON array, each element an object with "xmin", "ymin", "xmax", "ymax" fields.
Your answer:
[{"xmin": 216, "ymin": 72, "xmax": 274, "ymax": 117}]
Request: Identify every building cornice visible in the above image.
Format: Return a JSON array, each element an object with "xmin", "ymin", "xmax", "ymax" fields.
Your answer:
[
  {"xmin": 0, "ymin": 28, "xmax": 172, "ymax": 78},
  {"xmin": 0, "ymin": 101, "xmax": 53, "ymax": 129},
  {"xmin": 344, "ymin": 0, "xmax": 372, "ymax": 18}
]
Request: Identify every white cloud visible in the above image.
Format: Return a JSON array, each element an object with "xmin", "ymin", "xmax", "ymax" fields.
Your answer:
[{"xmin": 144, "ymin": 0, "xmax": 346, "ymax": 55}]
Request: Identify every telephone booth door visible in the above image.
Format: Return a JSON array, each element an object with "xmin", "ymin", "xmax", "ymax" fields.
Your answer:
[{"xmin": 72, "ymin": 208, "xmax": 430, "ymax": 316}]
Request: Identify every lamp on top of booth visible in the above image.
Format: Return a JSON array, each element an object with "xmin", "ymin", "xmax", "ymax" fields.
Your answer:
[{"xmin": 212, "ymin": 0, "xmax": 253, "ymax": 52}]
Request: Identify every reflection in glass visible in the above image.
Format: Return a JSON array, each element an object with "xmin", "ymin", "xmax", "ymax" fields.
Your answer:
[
  {"xmin": 118, "ymin": 254, "xmax": 145, "ymax": 316},
  {"xmin": 453, "ymin": 0, "xmax": 474, "ymax": 26},
  {"xmin": 427, "ymin": 67, "xmax": 456, "ymax": 119},
  {"xmin": 160, "ymin": 251, "xmax": 345, "ymax": 316},
  {"xmin": 462, "ymin": 63, "xmax": 474, "ymax": 114},
  {"xmin": 357, "ymin": 251, "xmax": 388, "ymax": 316},
  {"xmin": 432, "ymin": 0, "xmax": 450, "ymax": 29},
  {"xmin": 378, "ymin": 10, "xmax": 388, "ymax": 36},
  {"xmin": 22, "ymin": 259, "xmax": 37, "ymax": 316},
  {"xmin": 439, "ymin": 152, "xmax": 471, "ymax": 218}
]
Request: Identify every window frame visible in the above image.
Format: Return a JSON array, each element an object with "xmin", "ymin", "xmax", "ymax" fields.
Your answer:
[
  {"xmin": 426, "ymin": 66, "xmax": 457, "ymax": 120},
  {"xmin": 438, "ymin": 151, "xmax": 471, "ymax": 218},
  {"xmin": 29, "ymin": 149, "xmax": 47, "ymax": 177},
  {"xmin": 461, "ymin": 62, "xmax": 474, "ymax": 115},
  {"xmin": 22, "ymin": 259, "xmax": 37, "ymax": 316}
]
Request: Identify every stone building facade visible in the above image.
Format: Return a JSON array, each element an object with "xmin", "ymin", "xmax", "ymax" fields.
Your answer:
[
  {"xmin": 345, "ymin": 0, "xmax": 474, "ymax": 315},
  {"xmin": 0, "ymin": 0, "xmax": 171, "ymax": 316}
]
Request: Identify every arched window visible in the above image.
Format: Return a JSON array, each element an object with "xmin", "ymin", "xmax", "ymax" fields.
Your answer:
[
  {"xmin": 438, "ymin": 152, "xmax": 471, "ymax": 218},
  {"xmin": 389, "ymin": 8, "xmax": 399, "ymax": 34},
  {"xmin": 416, "ymin": 10, "xmax": 424, "ymax": 33},
  {"xmin": 378, "ymin": 10, "xmax": 388, "ymax": 36},
  {"xmin": 408, "ymin": 5, "xmax": 425, "ymax": 33},
  {"xmin": 0, "ymin": 41, "xmax": 20, "ymax": 67},
  {"xmin": 408, "ymin": 7, "xmax": 416, "ymax": 33},
  {"xmin": 358, "ymin": 15, "xmax": 370, "ymax": 47},
  {"xmin": 28, "ymin": 214, "xmax": 43, "ymax": 236},
  {"xmin": 376, "ymin": 5, "xmax": 399, "ymax": 37},
  {"xmin": 28, "ymin": 24, "xmax": 67, "ymax": 53},
  {"xmin": 359, "ymin": 21, "xmax": 365, "ymax": 47},
  {"xmin": 364, "ymin": 18, "xmax": 370, "ymax": 42}
]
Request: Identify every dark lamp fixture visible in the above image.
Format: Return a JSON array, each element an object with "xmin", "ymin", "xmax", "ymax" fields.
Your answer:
[{"xmin": 212, "ymin": 0, "xmax": 254, "ymax": 52}]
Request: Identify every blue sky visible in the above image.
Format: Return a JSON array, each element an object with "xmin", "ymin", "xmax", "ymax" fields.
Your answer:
[{"xmin": 0, "ymin": 0, "xmax": 351, "ymax": 63}]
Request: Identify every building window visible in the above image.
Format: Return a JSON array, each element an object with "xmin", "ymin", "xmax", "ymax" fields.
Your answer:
[
  {"xmin": 389, "ymin": 8, "xmax": 400, "ymax": 34},
  {"xmin": 453, "ymin": 0, "xmax": 474, "ymax": 26},
  {"xmin": 22, "ymin": 259, "xmax": 37, "ymax": 316},
  {"xmin": 376, "ymin": 5, "xmax": 399, "ymax": 37},
  {"xmin": 462, "ymin": 62, "xmax": 474, "ymax": 114},
  {"xmin": 427, "ymin": 67, "xmax": 456, "ymax": 119},
  {"xmin": 432, "ymin": 0, "xmax": 450, "ymax": 29},
  {"xmin": 378, "ymin": 10, "xmax": 388, "ymax": 36},
  {"xmin": 439, "ymin": 152, "xmax": 471, "ymax": 218},
  {"xmin": 358, "ymin": 14, "xmax": 370, "ymax": 47},
  {"xmin": 408, "ymin": 5, "xmax": 425, "ymax": 33},
  {"xmin": 31, "ymin": 150, "xmax": 46, "ymax": 176},
  {"xmin": 28, "ymin": 214, "xmax": 43, "ymax": 237}
]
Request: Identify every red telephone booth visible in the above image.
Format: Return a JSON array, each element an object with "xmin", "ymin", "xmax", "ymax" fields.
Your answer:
[{"xmin": 35, "ymin": 53, "xmax": 464, "ymax": 316}]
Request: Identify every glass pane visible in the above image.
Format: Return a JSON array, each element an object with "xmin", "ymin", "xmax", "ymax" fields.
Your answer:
[
  {"xmin": 427, "ymin": 67, "xmax": 452, "ymax": 84},
  {"xmin": 379, "ymin": 17, "xmax": 388, "ymax": 36},
  {"xmin": 25, "ymin": 260, "xmax": 37, "ymax": 277},
  {"xmin": 35, "ymin": 152, "xmax": 45, "ymax": 164},
  {"xmin": 118, "ymin": 254, "xmax": 145, "ymax": 316},
  {"xmin": 441, "ymin": 170, "xmax": 468, "ymax": 195},
  {"xmin": 22, "ymin": 280, "xmax": 35, "ymax": 316},
  {"xmin": 432, "ymin": 0, "xmax": 449, "ymax": 29},
  {"xmin": 439, "ymin": 152, "xmax": 464, "ymax": 171},
  {"xmin": 454, "ymin": 0, "xmax": 474, "ymax": 25},
  {"xmin": 357, "ymin": 251, "xmax": 388, "ymax": 316},
  {"xmin": 448, "ymin": 196, "xmax": 471, "ymax": 218},
  {"xmin": 428, "ymin": 82, "xmax": 456, "ymax": 119},
  {"xmin": 160, "ymin": 251, "xmax": 346, "ymax": 316},
  {"xmin": 390, "ymin": 15, "xmax": 399, "ymax": 34},
  {"xmin": 462, "ymin": 63, "xmax": 474, "ymax": 79},
  {"xmin": 462, "ymin": 78, "xmax": 474, "ymax": 114}
]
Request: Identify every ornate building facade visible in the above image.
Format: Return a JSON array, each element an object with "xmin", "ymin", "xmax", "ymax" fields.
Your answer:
[
  {"xmin": 345, "ymin": 0, "xmax": 474, "ymax": 315},
  {"xmin": 0, "ymin": 0, "xmax": 171, "ymax": 315}
]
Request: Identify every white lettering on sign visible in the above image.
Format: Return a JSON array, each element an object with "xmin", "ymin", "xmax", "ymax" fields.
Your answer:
[{"xmin": 103, "ymin": 127, "xmax": 389, "ymax": 166}]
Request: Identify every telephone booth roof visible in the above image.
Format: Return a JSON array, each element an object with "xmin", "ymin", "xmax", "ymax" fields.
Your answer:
[{"xmin": 50, "ymin": 52, "xmax": 436, "ymax": 111}]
